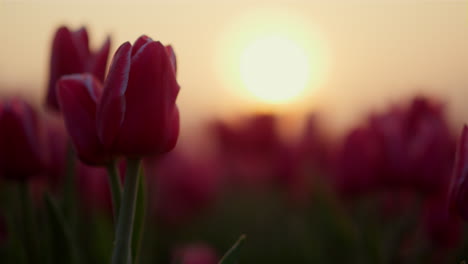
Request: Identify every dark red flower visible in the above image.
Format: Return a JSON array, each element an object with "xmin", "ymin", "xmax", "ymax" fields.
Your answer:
[
  {"xmin": 57, "ymin": 74, "xmax": 110, "ymax": 166},
  {"xmin": 423, "ymin": 194, "xmax": 461, "ymax": 248},
  {"xmin": 76, "ymin": 161, "xmax": 113, "ymax": 215},
  {"xmin": 373, "ymin": 97, "xmax": 454, "ymax": 194},
  {"xmin": 0, "ymin": 98, "xmax": 47, "ymax": 181},
  {"xmin": 165, "ymin": 45, "xmax": 177, "ymax": 74},
  {"xmin": 146, "ymin": 151, "xmax": 219, "ymax": 226},
  {"xmin": 172, "ymin": 244, "xmax": 218, "ymax": 264},
  {"xmin": 212, "ymin": 114, "xmax": 284, "ymax": 188},
  {"xmin": 334, "ymin": 126, "xmax": 382, "ymax": 197},
  {"xmin": 43, "ymin": 114, "xmax": 68, "ymax": 191},
  {"xmin": 46, "ymin": 26, "xmax": 110, "ymax": 111},
  {"xmin": 96, "ymin": 35, "xmax": 180, "ymax": 157},
  {"xmin": 336, "ymin": 96, "xmax": 454, "ymax": 197},
  {"xmin": 297, "ymin": 114, "xmax": 330, "ymax": 172},
  {"xmin": 449, "ymin": 125, "xmax": 468, "ymax": 221}
]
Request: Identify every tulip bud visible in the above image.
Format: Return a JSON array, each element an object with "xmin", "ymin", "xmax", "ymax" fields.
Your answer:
[
  {"xmin": 97, "ymin": 35, "xmax": 180, "ymax": 157},
  {"xmin": 57, "ymin": 36, "xmax": 180, "ymax": 164},
  {"xmin": 46, "ymin": 26, "xmax": 110, "ymax": 112},
  {"xmin": 0, "ymin": 98, "xmax": 47, "ymax": 181},
  {"xmin": 57, "ymin": 74, "xmax": 110, "ymax": 166}
]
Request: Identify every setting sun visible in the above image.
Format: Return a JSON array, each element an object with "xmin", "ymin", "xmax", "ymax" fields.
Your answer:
[
  {"xmin": 240, "ymin": 35, "xmax": 310, "ymax": 104},
  {"xmin": 214, "ymin": 7, "xmax": 329, "ymax": 110}
]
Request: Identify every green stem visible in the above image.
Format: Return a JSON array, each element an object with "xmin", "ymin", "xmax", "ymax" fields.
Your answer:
[
  {"xmin": 111, "ymin": 159, "xmax": 141, "ymax": 264},
  {"xmin": 20, "ymin": 183, "xmax": 38, "ymax": 264},
  {"xmin": 106, "ymin": 161, "xmax": 122, "ymax": 223},
  {"xmin": 62, "ymin": 142, "xmax": 76, "ymax": 222},
  {"xmin": 131, "ymin": 169, "xmax": 146, "ymax": 263}
]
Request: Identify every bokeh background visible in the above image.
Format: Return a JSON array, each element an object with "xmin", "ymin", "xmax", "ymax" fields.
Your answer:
[{"xmin": 2, "ymin": 0, "xmax": 468, "ymax": 147}]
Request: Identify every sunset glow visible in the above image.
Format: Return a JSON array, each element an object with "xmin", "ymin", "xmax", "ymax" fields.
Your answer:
[{"xmin": 240, "ymin": 35, "xmax": 310, "ymax": 104}]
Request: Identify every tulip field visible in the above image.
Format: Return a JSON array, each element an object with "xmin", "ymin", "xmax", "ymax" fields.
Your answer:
[{"xmin": 0, "ymin": 25, "xmax": 468, "ymax": 264}]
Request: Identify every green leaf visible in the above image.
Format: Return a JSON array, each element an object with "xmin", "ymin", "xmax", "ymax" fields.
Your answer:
[{"xmin": 218, "ymin": 235, "xmax": 246, "ymax": 264}]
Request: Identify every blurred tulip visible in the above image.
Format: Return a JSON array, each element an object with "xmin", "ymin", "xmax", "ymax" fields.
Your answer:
[
  {"xmin": 213, "ymin": 114, "xmax": 284, "ymax": 188},
  {"xmin": 336, "ymin": 96, "xmax": 454, "ymax": 197},
  {"xmin": 334, "ymin": 126, "xmax": 382, "ymax": 197},
  {"xmin": 29, "ymin": 116, "xmax": 68, "ymax": 206},
  {"xmin": 172, "ymin": 244, "xmax": 218, "ymax": 264},
  {"xmin": 449, "ymin": 125, "xmax": 468, "ymax": 221},
  {"xmin": 46, "ymin": 26, "xmax": 110, "ymax": 111},
  {"xmin": 423, "ymin": 195, "xmax": 461, "ymax": 248},
  {"xmin": 97, "ymin": 35, "xmax": 180, "ymax": 158},
  {"xmin": 76, "ymin": 161, "xmax": 113, "ymax": 215},
  {"xmin": 276, "ymin": 145, "xmax": 310, "ymax": 204},
  {"xmin": 0, "ymin": 98, "xmax": 47, "ymax": 181},
  {"xmin": 146, "ymin": 151, "xmax": 219, "ymax": 226},
  {"xmin": 57, "ymin": 74, "xmax": 110, "ymax": 166},
  {"xmin": 43, "ymin": 114, "xmax": 68, "ymax": 191},
  {"xmin": 371, "ymin": 97, "xmax": 455, "ymax": 194},
  {"xmin": 297, "ymin": 114, "xmax": 331, "ymax": 172}
]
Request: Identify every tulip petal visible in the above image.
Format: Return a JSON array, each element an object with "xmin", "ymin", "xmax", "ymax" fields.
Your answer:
[
  {"xmin": 46, "ymin": 26, "xmax": 85, "ymax": 111},
  {"xmin": 97, "ymin": 42, "xmax": 132, "ymax": 149},
  {"xmin": 114, "ymin": 41, "xmax": 180, "ymax": 156},
  {"xmin": 72, "ymin": 27, "xmax": 90, "ymax": 60},
  {"xmin": 165, "ymin": 45, "xmax": 177, "ymax": 74},
  {"xmin": 162, "ymin": 106, "xmax": 180, "ymax": 152},
  {"xmin": 131, "ymin": 35, "xmax": 152, "ymax": 58},
  {"xmin": 57, "ymin": 74, "xmax": 108, "ymax": 165},
  {"xmin": 449, "ymin": 125, "xmax": 468, "ymax": 220}
]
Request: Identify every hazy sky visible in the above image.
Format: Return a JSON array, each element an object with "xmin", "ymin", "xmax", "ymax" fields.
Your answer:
[{"xmin": 1, "ymin": 1, "xmax": 467, "ymax": 145}]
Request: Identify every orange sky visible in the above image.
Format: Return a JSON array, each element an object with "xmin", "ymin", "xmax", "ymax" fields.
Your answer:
[{"xmin": 1, "ymin": 1, "xmax": 467, "ymax": 146}]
